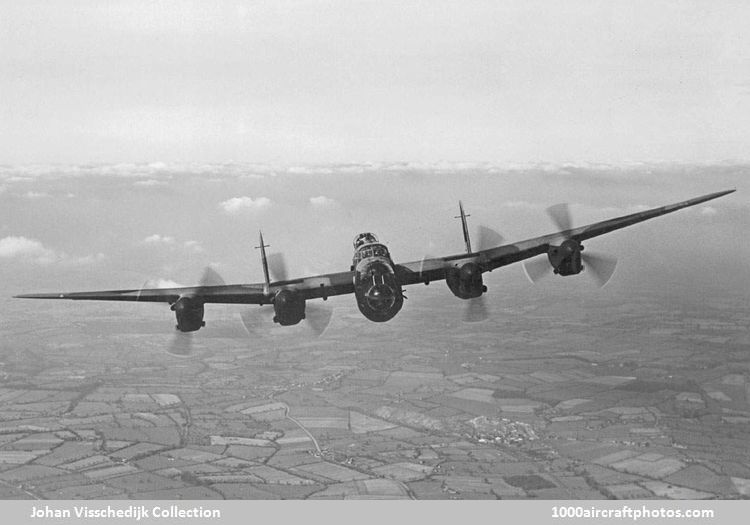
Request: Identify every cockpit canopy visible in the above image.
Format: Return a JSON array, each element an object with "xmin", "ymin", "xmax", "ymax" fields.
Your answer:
[{"xmin": 353, "ymin": 232, "xmax": 379, "ymax": 250}]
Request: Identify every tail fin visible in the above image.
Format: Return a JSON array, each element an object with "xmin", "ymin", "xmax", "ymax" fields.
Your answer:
[
  {"xmin": 255, "ymin": 231, "xmax": 271, "ymax": 296},
  {"xmin": 455, "ymin": 201, "xmax": 472, "ymax": 254}
]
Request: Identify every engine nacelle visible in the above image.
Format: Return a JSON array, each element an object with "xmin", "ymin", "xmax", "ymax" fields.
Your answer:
[
  {"xmin": 548, "ymin": 239, "xmax": 583, "ymax": 276},
  {"xmin": 171, "ymin": 296, "xmax": 205, "ymax": 332},
  {"xmin": 273, "ymin": 289, "xmax": 306, "ymax": 326},
  {"xmin": 446, "ymin": 262, "xmax": 487, "ymax": 299}
]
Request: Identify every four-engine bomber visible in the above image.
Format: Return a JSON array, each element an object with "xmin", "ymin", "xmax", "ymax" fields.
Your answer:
[{"xmin": 15, "ymin": 190, "xmax": 735, "ymax": 339}]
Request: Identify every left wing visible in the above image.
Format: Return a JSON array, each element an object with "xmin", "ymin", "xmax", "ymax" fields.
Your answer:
[
  {"xmin": 396, "ymin": 189, "xmax": 735, "ymax": 285},
  {"xmin": 15, "ymin": 270, "xmax": 356, "ymax": 304}
]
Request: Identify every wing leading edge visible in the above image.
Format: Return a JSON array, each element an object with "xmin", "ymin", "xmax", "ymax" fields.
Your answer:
[
  {"xmin": 14, "ymin": 271, "xmax": 356, "ymax": 304},
  {"xmin": 396, "ymin": 189, "xmax": 736, "ymax": 284}
]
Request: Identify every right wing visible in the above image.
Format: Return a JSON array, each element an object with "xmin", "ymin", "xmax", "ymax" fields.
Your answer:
[{"xmin": 396, "ymin": 189, "xmax": 736, "ymax": 285}]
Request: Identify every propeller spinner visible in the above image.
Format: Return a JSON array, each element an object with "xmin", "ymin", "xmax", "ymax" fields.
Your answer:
[
  {"xmin": 165, "ymin": 265, "xmax": 226, "ymax": 357},
  {"xmin": 523, "ymin": 203, "xmax": 618, "ymax": 287},
  {"xmin": 242, "ymin": 249, "xmax": 333, "ymax": 336}
]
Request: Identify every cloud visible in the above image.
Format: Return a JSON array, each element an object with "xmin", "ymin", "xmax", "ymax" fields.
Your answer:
[
  {"xmin": 134, "ymin": 179, "xmax": 168, "ymax": 187},
  {"xmin": 288, "ymin": 166, "xmax": 334, "ymax": 175},
  {"xmin": 24, "ymin": 191, "xmax": 49, "ymax": 199},
  {"xmin": 71, "ymin": 253, "xmax": 106, "ymax": 265},
  {"xmin": 0, "ymin": 236, "xmax": 104, "ymax": 265},
  {"xmin": 142, "ymin": 278, "xmax": 184, "ymax": 289},
  {"xmin": 143, "ymin": 234, "xmax": 175, "ymax": 244},
  {"xmin": 309, "ymin": 195, "xmax": 336, "ymax": 207},
  {"xmin": 0, "ymin": 236, "xmax": 57, "ymax": 263},
  {"xmin": 184, "ymin": 240, "xmax": 204, "ymax": 253},
  {"xmin": 589, "ymin": 204, "xmax": 651, "ymax": 216},
  {"xmin": 501, "ymin": 200, "xmax": 543, "ymax": 210},
  {"xmin": 219, "ymin": 196, "xmax": 272, "ymax": 213},
  {"xmin": 700, "ymin": 206, "xmax": 718, "ymax": 216}
]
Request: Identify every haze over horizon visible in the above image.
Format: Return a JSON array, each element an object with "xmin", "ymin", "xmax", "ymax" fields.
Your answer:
[{"xmin": 0, "ymin": 162, "xmax": 747, "ymax": 309}]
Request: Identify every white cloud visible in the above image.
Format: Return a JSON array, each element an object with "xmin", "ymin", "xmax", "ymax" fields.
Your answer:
[
  {"xmin": 24, "ymin": 191, "xmax": 49, "ymax": 199},
  {"xmin": 219, "ymin": 196, "xmax": 272, "ymax": 213},
  {"xmin": 309, "ymin": 195, "xmax": 336, "ymax": 207},
  {"xmin": 142, "ymin": 278, "xmax": 184, "ymax": 289},
  {"xmin": 143, "ymin": 234, "xmax": 175, "ymax": 244},
  {"xmin": 0, "ymin": 236, "xmax": 57, "ymax": 263},
  {"xmin": 701, "ymin": 206, "xmax": 718, "ymax": 216},
  {"xmin": 501, "ymin": 200, "xmax": 543, "ymax": 210},
  {"xmin": 184, "ymin": 240, "xmax": 204, "ymax": 253},
  {"xmin": 134, "ymin": 179, "xmax": 167, "ymax": 187},
  {"xmin": 0, "ymin": 236, "xmax": 104, "ymax": 265},
  {"xmin": 288, "ymin": 166, "xmax": 334, "ymax": 175},
  {"xmin": 71, "ymin": 252, "xmax": 106, "ymax": 265},
  {"xmin": 592, "ymin": 204, "xmax": 651, "ymax": 216}
]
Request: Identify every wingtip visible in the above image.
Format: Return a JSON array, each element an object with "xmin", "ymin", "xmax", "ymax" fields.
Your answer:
[{"xmin": 14, "ymin": 293, "xmax": 68, "ymax": 299}]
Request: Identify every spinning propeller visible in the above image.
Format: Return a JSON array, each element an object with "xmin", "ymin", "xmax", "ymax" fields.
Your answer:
[
  {"xmin": 523, "ymin": 203, "xmax": 618, "ymax": 287},
  {"xmin": 241, "ymin": 251, "xmax": 333, "ymax": 337},
  {"xmin": 165, "ymin": 266, "xmax": 226, "ymax": 357},
  {"xmin": 464, "ymin": 223, "xmax": 504, "ymax": 323}
]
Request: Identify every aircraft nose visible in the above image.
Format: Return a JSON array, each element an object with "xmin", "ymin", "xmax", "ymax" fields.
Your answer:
[{"xmin": 366, "ymin": 284, "xmax": 396, "ymax": 311}]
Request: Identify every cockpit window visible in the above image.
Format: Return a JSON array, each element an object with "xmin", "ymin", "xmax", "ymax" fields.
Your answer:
[
  {"xmin": 353, "ymin": 232, "xmax": 379, "ymax": 249},
  {"xmin": 353, "ymin": 243, "xmax": 390, "ymax": 264}
]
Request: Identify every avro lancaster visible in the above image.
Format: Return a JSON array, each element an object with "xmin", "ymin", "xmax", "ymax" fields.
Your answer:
[{"xmin": 16, "ymin": 190, "xmax": 735, "ymax": 337}]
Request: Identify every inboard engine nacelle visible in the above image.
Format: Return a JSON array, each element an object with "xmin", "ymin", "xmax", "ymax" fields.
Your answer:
[
  {"xmin": 272, "ymin": 289, "xmax": 306, "ymax": 326},
  {"xmin": 446, "ymin": 261, "xmax": 487, "ymax": 299},
  {"xmin": 171, "ymin": 296, "xmax": 205, "ymax": 332}
]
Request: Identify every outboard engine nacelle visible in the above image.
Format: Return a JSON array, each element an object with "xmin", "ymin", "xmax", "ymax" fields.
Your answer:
[
  {"xmin": 273, "ymin": 289, "xmax": 306, "ymax": 326},
  {"xmin": 446, "ymin": 262, "xmax": 487, "ymax": 299},
  {"xmin": 171, "ymin": 296, "xmax": 205, "ymax": 332},
  {"xmin": 548, "ymin": 239, "xmax": 583, "ymax": 276}
]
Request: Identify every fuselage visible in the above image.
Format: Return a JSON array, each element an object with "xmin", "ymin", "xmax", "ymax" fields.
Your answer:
[{"xmin": 351, "ymin": 233, "xmax": 403, "ymax": 322}]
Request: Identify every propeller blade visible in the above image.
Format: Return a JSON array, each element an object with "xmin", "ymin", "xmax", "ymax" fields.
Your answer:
[
  {"xmin": 476, "ymin": 225, "xmax": 504, "ymax": 251},
  {"xmin": 167, "ymin": 331, "xmax": 193, "ymax": 357},
  {"xmin": 306, "ymin": 303, "xmax": 333, "ymax": 336},
  {"xmin": 267, "ymin": 253, "xmax": 288, "ymax": 282},
  {"xmin": 464, "ymin": 295, "xmax": 488, "ymax": 322},
  {"xmin": 136, "ymin": 280, "xmax": 150, "ymax": 302},
  {"xmin": 239, "ymin": 307, "xmax": 274, "ymax": 336},
  {"xmin": 198, "ymin": 266, "xmax": 226, "ymax": 288},
  {"xmin": 523, "ymin": 256, "xmax": 552, "ymax": 284},
  {"xmin": 546, "ymin": 203, "xmax": 573, "ymax": 234},
  {"xmin": 581, "ymin": 252, "xmax": 618, "ymax": 288},
  {"xmin": 418, "ymin": 254, "xmax": 439, "ymax": 280}
]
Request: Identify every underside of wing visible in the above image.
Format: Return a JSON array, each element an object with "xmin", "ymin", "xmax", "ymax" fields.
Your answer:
[
  {"xmin": 15, "ymin": 284, "xmax": 268, "ymax": 304},
  {"xmin": 397, "ymin": 189, "xmax": 736, "ymax": 284},
  {"xmin": 266, "ymin": 270, "xmax": 355, "ymax": 300},
  {"xmin": 15, "ymin": 269, "xmax": 357, "ymax": 305}
]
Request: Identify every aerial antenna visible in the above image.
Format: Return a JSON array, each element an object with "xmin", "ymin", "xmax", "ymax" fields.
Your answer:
[
  {"xmin": 255, "ymin": 231, "xmax": 271, "ymax": 296},
  {"xmin": 455, "ymin": 201, "xmax": 472, "ymax": 254}
]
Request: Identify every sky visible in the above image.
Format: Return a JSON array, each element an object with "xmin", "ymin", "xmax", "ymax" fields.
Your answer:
[{"xmin": 2, "ymin": 1, "xmax": 750, "ymax": 164}]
